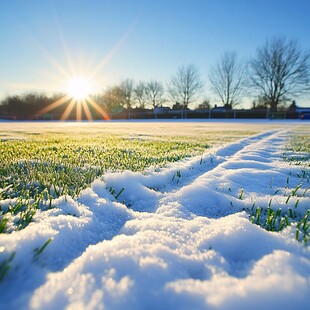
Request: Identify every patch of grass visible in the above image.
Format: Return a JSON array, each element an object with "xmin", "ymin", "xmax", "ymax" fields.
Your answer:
[
  {"xmin": 245, "ymin": 129, "xmax": 310, "ymax": 244},
  {"xmin": 0, "ymin": 131, "xmax": 213, "ymax": 233},
  {"xmin": 0, "ymin": 252, "xmax": 15, "ymax": 282},
  {"xmin": 33, "ymin": 238, "xmax": 53, "ymax": 261},
  {"xmin": 283, "ymin": 131, "xmax": 310, "ymax": 168},
  {"xmin": 246, "ymin": 196, "xmax": 309, "ymax": 244}
]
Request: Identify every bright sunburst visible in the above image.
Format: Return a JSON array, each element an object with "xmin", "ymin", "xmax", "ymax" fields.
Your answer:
[
  {"xmin": 66, "ymin": 77, "xmax": 92, "ymax": 101},
  {"xmin": 31, "ymin": 18, "xmax": 135, "ymax": 121},
  {"xmin": 37, "ymin": 75, "xmax": 110, "ymax": 121}
]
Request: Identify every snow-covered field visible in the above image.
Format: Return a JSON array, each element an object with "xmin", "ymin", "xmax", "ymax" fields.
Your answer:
[{"xmin": 0, "ymin": 120, "xmax": 309, "ymax": 309}]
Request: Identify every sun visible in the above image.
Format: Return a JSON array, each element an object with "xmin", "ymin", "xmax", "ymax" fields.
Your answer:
[
  {"xmin": 66, "ymin": 77, "xmax": 92, "ymax": 101},
  {"xmin": 37, "ymin": 75, "xmax": 110, "ymax": 121}
]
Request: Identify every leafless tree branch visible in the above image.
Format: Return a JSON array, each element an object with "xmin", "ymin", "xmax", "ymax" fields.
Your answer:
[
  {"xmin": 209, "ymin": 51, "xmax": 247, "ymax": 108},
  {"xmin": 250, "ymin": 37, "xmax": 310, "ymax": 111},
  {"xmin": 168, "ymin": 64, "xmax": 204, "ymax": 109}
]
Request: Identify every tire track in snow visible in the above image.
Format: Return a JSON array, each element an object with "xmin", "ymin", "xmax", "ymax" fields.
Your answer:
[
  {"xmin": 155, "ymin": 128, "xmax": 291, "ymax": 218},
  {"xmin": 165, "ymin": 129, "xmax": 288, "ymax": 189},
  {"xmin": 102, "ymin": 129, "xmax": 291, "ymax": 214},
  {"xmin": 36, "ymin": 129, "xmax": 285, "ymax": 272}
]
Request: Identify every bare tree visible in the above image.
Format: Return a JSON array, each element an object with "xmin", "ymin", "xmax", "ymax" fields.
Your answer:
[
  {"xmin": 145, "ymin": 80, "xmax": 165, "ymax": 108},
  {"xmin": 120, "ymin": 79, "xmax": 135, "ymax": 110},
  {"xmin": 168, "ymin": 64, "xmax": 203, "ymax": 109},
  {"xmin": 102, "ymin": 86, "xmax": 124, "ymax": 115},
  {"xmin": 209, "ymin": 51, "xmax": 247, "ymax": 109},
  {"xmin": 250, "ymin": 37, "xmax": 310, "ymax": 111},
  {"xmin": 2, "ymin": 92, "xmax": 53, "ymax": 119},
  {"xmin": 101, "ymin": 79, "xmax": 135, "ymax": 118},
  {"xmin": 133, "ymin": 81, "xmax": 147, "ymax": 108}
]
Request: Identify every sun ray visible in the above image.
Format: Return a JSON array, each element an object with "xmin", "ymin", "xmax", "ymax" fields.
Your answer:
[
  {"xmin": 54, "ymin": 16, "xmax": 77, "ymax": 77},
  {"xmin": 87, "ymin": 96, "xmax": 110, "ymax": 120},
  {"xmin": 76, "ymin": 101, "xmax": 82, "ymax": 121},
  {"xmin": 89, "ymin": 20, "xmax": 137, "ymax": 79},
  {"xmin": 18, "ymin": 16, "xmax": 139, "ymax": 107},
  {"xmin": 35, "ymin": 78, "xmax": 111, "ymax": 121},
  {"xmin": 37, "ymin": 95, "xmax": 71, "ymax": 115},
  {"xmin": 25, "ymin": 16, "xmax": 133, "ymax": 122},
  {"xmin": 82, "ymin": 100, "xmax": 93, "ymax": 121},
  {"xmin": 26, "ymin": 29, "xmax": 69, "ymax": 78},
  {"xmin": 60, "ymin": 98, "xmax": 76, "ymax": 120}
]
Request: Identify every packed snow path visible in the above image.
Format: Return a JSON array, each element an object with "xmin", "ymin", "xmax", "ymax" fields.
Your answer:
[{"xmin": 1, "ymin": 128, "xmax": 309, "ymax": 309}]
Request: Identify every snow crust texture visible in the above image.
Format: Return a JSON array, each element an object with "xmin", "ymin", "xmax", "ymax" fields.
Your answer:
[{"xmin": 1, "ymin": 126, "xmax": 310, "ymax": 310}]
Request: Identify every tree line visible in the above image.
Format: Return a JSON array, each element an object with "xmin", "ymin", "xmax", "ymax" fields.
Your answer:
[{"xmin": 1, "ymin": 36, "xmax": 309, "ymax": 119}]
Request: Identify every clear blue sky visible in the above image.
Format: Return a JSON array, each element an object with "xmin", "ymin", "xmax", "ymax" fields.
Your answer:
[{"xmin": 0, "ymin": 0, "xmax": 309, "ymax": 107}]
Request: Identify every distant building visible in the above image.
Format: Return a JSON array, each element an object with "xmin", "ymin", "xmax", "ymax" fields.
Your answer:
[
  {"xmin": 212, "ymin": 105, "xmax": 227, "ymax": 112},
  {"xmin": 154, "ymin": 106, "xmax": 171, "ymax": 114}
]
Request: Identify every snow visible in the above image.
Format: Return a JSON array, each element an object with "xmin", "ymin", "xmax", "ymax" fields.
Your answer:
[{"xmin": 1, "ymin": 121, "xmax": 310, "ymax": 309}]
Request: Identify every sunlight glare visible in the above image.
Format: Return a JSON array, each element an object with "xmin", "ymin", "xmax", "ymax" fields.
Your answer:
[{"xmin": 66, "ymin": 77, "xmax": 92, "ymax": 100}]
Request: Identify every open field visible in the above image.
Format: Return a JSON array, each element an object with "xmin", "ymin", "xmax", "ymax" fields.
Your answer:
[{"xmin": 0, "ymin": 120, "xmax": 309, "ymax": 309}]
